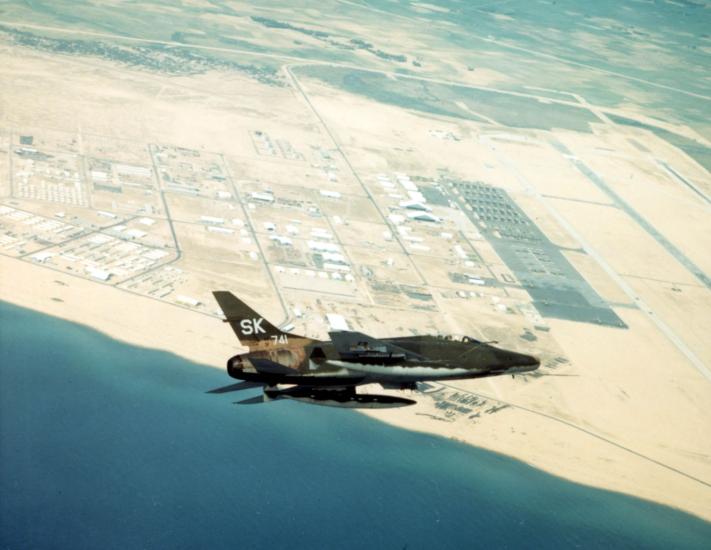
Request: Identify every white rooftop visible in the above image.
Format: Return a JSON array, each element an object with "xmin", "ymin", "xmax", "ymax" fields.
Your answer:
[{"xmin": 326, "ymin": 313, "xmax": 350, "ymax": 331}]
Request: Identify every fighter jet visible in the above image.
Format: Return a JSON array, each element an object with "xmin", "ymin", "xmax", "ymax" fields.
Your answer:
[{"xmin": 208, "ymin": 291, "xmax": 539, "ymax": 408}]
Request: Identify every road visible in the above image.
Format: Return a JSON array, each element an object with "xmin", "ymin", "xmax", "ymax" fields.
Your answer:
[
  {"xmin": 440, "ymin": 382, "xmax": 711, "ymax": 489},
  {"xmin": 486, "ymin": 137, "xmax": 711, "ymax": 383},
  {"xmin": 282, "ymin": 63, "xmax": 430, "ymax": 289},
  {"xmin": 4, "ymin": 19, "xmax": 708, "ymax": 141},
  {"xmin": 220, "ymin": 154, "xmax": 293, "ymax": 327}
]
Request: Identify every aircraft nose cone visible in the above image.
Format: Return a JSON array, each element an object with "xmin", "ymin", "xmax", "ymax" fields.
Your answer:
[
  {"xmin": 513, "ymin": 352, "xmax": 540, "ymax": 371},
  {"xmin": 496, "ymin": 349, "xmax": 540, "ymax": 370}
]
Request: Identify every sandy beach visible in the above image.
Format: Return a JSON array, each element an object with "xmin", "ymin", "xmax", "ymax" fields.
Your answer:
[
  {"xmin": 2, "ymin": 255, "xmax": 709, "ymax": 521},
  {"xmin": 1, "ymin": 12, "xmax": 710, "ymax": 526}
]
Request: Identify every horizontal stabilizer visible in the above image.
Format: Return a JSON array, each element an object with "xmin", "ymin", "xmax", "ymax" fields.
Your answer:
[
  {"xmin": 269, "ymin": 386, "xmax": 417, "ymax": 408},
  {"xmin": 206, "ymin": 381, "xmax": 266, "ymax": 394},
  {"xmin": 234, "ymin": 395, "xmax": 267, "ymax": 405},
  {"xmin": 228, "ymin": 386, "xmax": 418, "ymax": 408}
]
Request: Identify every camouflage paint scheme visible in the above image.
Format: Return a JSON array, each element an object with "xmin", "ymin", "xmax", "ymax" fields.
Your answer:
[{"xmin": 209, "ymin": 291, "xmax": 539, "ymax": 408}]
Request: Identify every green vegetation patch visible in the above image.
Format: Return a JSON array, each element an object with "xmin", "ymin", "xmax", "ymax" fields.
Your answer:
[
  {"xmin": 0, "ymin": 25, "xmax": 284, "ymax": 86},
  {"xmin": 609, "ymin": 115, "xmax": 711, "ymax": 173},
  {"xmin": 298, "ymin": 66, "xmax": 597, "ymax": 132},
  {"xmin": 249, "ymin": 16, "xmax": 406, "ymax": 63}
]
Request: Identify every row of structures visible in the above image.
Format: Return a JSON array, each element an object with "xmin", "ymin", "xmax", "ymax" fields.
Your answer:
[
  {"xmin": 275, "ymin": 265, "xmax": 354, "ymax": 282},
  {"xmin": 250, "ymin": 130, "xmax": 304, "ymax": 161},
  {"xmin": 0, "ymin": 205, "xmax": 84, "ymax": 254},
  {"xmin": 14, "ymin": 149, "xmax": 88, "ymax": 208},
  {"xmin": 195, "ymin": 192, "xmax": 355, "ymax": 276},
  {"xmin": 232, "ymin": 173, "xmax": 449, "ymax": 276},
  {"xmin": 1, "ymin": 202, "xmax": 172, "ymax": 282},
  {"xmin": 183, "ymin": 171, "xmax": 467, "ymax": 297},
  {"xmin": 34, "ymin": 231, "xmax": 171, "ymax": 282},
  {"xmin": 14, "ymin": 144, "xmax": 157, "ymax": 207},
  {"xmin": 260, "ymin": 215, "xmax": 354, "ymax": 277},
  {"xmin": 90, "ymin": 161, "xmax": 154, "ymax": 193},
  {"xmin": 152, "ymin": 144, "xmax": 231, "ymax": 199},
  {"xmin": 376, "ymin": 172, "xmax": 441, "ymax": 223}
]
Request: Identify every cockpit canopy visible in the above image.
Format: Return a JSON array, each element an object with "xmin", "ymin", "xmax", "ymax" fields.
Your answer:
[
  {"xmin": 350, "ymin": 341, "xmax": 388, "ymax": 352},
  {"xmin": 434, "ymin": 334, "xmax": 483, "ymax": 344}
]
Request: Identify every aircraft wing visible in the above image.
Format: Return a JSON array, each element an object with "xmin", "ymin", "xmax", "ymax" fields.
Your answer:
[
  {"xmin": 235, "ymin": 385, "xmax": 416, "ymax": 408},
  {"xmin": 206, "ymin": 380, "xmax": 265, "ymax": 394}
]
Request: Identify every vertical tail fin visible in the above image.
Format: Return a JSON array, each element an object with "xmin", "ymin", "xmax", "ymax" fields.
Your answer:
[{"xmin": 213, "ymin": 291, "xmax": 291, "ymax": 348}]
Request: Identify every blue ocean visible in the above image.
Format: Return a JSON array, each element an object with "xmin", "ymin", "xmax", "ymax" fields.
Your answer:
[{"xmin": 1, "ymin": 301, "xmax": 709, "ymax": 549}]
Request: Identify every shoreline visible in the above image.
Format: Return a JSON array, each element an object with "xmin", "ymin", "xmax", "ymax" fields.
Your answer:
[{"xmin": 1, "ymin": 254, "xmax": 710, "ymax": 521}]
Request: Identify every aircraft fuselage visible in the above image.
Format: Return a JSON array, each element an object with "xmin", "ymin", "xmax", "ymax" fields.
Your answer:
[{"xmin": 208, "ymin": 291, "xmax": 540, "ymax": 408}]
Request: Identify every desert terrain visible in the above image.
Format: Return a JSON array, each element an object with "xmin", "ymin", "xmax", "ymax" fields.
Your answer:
[{"xmin": 1, "ymin": 1, "xmax": 710, "ymax": 520}]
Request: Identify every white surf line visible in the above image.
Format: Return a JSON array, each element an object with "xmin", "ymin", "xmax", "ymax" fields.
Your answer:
[{"xmin": 484, "ymin": 137, "xmax": 711, "ymax": 383}]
